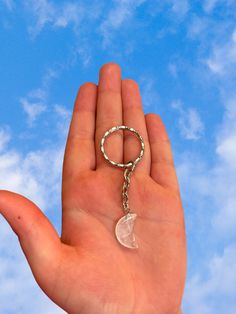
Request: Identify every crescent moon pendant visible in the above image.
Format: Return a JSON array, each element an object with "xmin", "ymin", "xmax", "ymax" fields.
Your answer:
[{"xmin": 115, "ymin": 213, "xmax": 138, "ymax": 249}]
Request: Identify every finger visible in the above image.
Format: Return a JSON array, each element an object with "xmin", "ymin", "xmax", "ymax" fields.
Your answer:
[
  {"xmin": 63, "ymin": 82, "xmax": 97, "ymax": 178},
  {"xmin": 145, "ymin": 114, "xmax": 180, "ymax": 193},
  {"xmin": 95, "ymin": 63, "xmax": 123, "ymax": 170},
  {"xmin": 0, "ymin": 190, "xmax": 62, "ymax": 290},
  {"xmin": 122, "ymin": 79, "xmax": 151, "ymax": 174}
]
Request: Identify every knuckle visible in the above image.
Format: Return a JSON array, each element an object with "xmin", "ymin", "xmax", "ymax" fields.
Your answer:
[
  {"xmin": 153, "ymin": 156, "xmax": 175, "ymax": 168},
  {"xmin": 96, "ymin": 115, "xmax": 122, "ymax": 131},
  {"xmin": 98, "ymin": 88, "xmax": 120, "ymax": 95}
]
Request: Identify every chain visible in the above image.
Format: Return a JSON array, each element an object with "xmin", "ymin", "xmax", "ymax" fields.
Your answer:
[{"xmin": 122, "ymin": 161, "xmax": 136, "ymax": 214}]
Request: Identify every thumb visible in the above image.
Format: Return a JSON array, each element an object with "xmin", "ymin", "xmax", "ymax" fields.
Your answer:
[{"xmin": 0, "ymin": 190, "xmax": 62, "ymax": 292}]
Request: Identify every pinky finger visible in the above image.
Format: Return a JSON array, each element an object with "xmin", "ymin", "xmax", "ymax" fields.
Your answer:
[{"xmin": 145, "ymin": 113, "xmax": 180, "ymax": 194}]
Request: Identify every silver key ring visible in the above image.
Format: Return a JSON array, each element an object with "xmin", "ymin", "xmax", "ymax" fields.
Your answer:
[{"xmin": 100, "ymin": 125, "xmax": 145, "ymax": 169}]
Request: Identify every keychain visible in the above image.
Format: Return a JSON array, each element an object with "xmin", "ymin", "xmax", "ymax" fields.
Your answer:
[{"xmin": 100, "ymin": 125, "xmax": 145, "ymax": 249}]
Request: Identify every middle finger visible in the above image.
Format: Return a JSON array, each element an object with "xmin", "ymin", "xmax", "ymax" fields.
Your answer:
[
  {"xmin": 95, "ymin": 63, "xmax": 123, "ymax": 170},
  {"xmin": 122, "ymin": 79, "xmax": 151, "ymax": 175}
]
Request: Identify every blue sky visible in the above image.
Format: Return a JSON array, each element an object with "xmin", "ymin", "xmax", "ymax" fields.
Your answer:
[{"xmin": 0, "ymin": 0, "xmax": 236, "ymax": 313}]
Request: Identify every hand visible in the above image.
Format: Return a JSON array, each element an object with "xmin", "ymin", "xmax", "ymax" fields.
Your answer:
[{"xmin": 0, "ymin": 63, "xmax": 187, "ymax": 314}]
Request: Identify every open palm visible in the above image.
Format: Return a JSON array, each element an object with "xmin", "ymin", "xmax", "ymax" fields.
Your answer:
[{"xmin": 0, "ymin": 63, "xmax": 186, "ymax": 314}]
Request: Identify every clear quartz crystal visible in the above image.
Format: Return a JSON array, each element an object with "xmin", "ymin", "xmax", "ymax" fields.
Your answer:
[{"xmin": 115, "ymin": 213, "xmax": 138, "ymax": 249}]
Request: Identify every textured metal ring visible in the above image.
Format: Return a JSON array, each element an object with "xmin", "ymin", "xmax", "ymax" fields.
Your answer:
[{"xmin": 100, "ymin": 125, "xmax": 145, "ymax": 168}]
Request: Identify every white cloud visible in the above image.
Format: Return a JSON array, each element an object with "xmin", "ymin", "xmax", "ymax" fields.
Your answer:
[
  {"xmin": 172, "ymin": 100, "xmax": 204, "ymax": 140},
  {"xmin": 99, "ymin": 0, "xmax": 146, "ymax": 47},
  {"xmin": 41, "ymin": 67, "xmax": 58, "ymax": 88},
  {"xmin": 20, "ymin": 68, "xmax": 59, "ymax": 126},
  {"xmin": 26, "ymin": 0, "xmax": 56, "ymax": 36},
  {"xmin": 217, "ymin": 135, "xmax": 236, "ymax": 168},
  {"xmin": 1, "ymin": 95, "xmax": 69, "ymax": 211},
  {"xmin": 0, "ymin": 127, "xmax": 11, "ymax": 152},
  {"xmin": 76, "ymin": 46, "xmax": 92, "ymax": 67},
  {"xmin": 54, "ymin": 103, "xmax": 70, "ymax": 119},
  {"xmin": 174, "ymin": 96, "xmax": 236, "ymax": 314},
  {"xmin": 184, "ymin": 17, "xmax": 236, "ymax": 241},
  {"xmin": 206, "ymin": 29, "xmax": 236, "ymax": 75},
  {"xmin": 22, "ymin": 0, "xmax": 192, "ymax": 61},
  {"xmin": 53, "ymin": 2, "xmax": 84, "ymax": 28},
  {"xmin": 24, "ymin": 0, "xmax": 191, "ymax": 45},
  {"xmin": 215, "ymin": 96, "xmax": 236, "ymax": 169},
  {"xmin": 0, "ymin": 145, "xmax": 64, "ymax": 210},
  {"xmin": 212, "ymin": 198, "xmax": 236, "ymax": 235},
  {"xmin": 20, "ymin": 97, "xmax": 47, "ymax": 126},
  {"xmin": 25, "ymin": 0, "xmax": 85, "ymax": 37},
  {"xmin": 175, "ymin": 94, "xmax": 236, "ymax": 240},
  {"xmin": 208, "ymin": 96, "xmax": 236, "ymax": 234},
  {"xmin": 139, "ymin": 76, "xmax": 159, "ymax": 110},
  {"xmin": 53, "ymin": 104, "xmax": 71, "ymax": 136},
  {"xmin": 183, "ymin": 244, "xmax": 236, "ymax": 314}
]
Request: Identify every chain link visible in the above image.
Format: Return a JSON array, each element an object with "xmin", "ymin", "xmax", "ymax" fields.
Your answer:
[{"xmin": 122, "ymin": 161, "xmax": 136, "ymax": 214}]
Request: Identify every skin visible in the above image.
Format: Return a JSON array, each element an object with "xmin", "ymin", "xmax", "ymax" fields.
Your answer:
[{"xmin": 0, "ymin": 63, "xmax": 187, "ymax": 314}]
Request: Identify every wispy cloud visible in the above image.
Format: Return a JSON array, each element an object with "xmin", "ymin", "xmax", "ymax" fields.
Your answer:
[
  {"xmin": 171, "ymin": 100, "xmax": 204, "ymax": 140},
  {"xmin": 20, "ymin": 95, "xmax": 47, "ymax": 126},
  {"xmin": 0, "ymin": 127, "xmax": 11, "ymax": 152},
  {"xmin": 24, "ymin": 0, "xmax": 86, "ymax": 37},
  {"xmin": 215, "ymin": 96, "xmax": 236, "ymax": 169},
  {"xmin": 19, "ymin": 68, "xmax": 58, "ymax": 126},
  {"xmin": 0, "ymin": 143, "xmax": 64, "ymax": 210},
  {"xmin": 175, "ymin": 92, "xmax": 236, "ymax": 242},
  {"xmin": 184, "ymin": 243, "xmax": 236, "ymax": 314},
  {"xmin": 173, "ymin": 85, "xmax": 236, "ymax": 310},
  {"xmin": 139, "ymin": 76, "xmax": 159, "ymax": 111},
  {"xmin": 206, "ymin": 29, "xmax": 236, "ymax": 75},
  {"xmin": 1, "ymin": 70, "xmax": 69, "ymax": 209},
  {"xmin": 25, "ymin": 0, "xmax": 55, "ymax": 36},
  {"xmin": 68, "ymin": 43, "xmax": 93, "ymax": 68},
  {"xmin": 211, "ymin": 96, "xmax": 236, "ymax": 234},
  {"xmin": 53, "ymin": 2, "xmax": 84, "ymax": 28},
  {"xmin": 99, "ymin": 0, "xmax": 146, "ymax": 48},
  {"xmin": 53, "ymin": 104, "xmax": 71, "ymax": 136}
]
